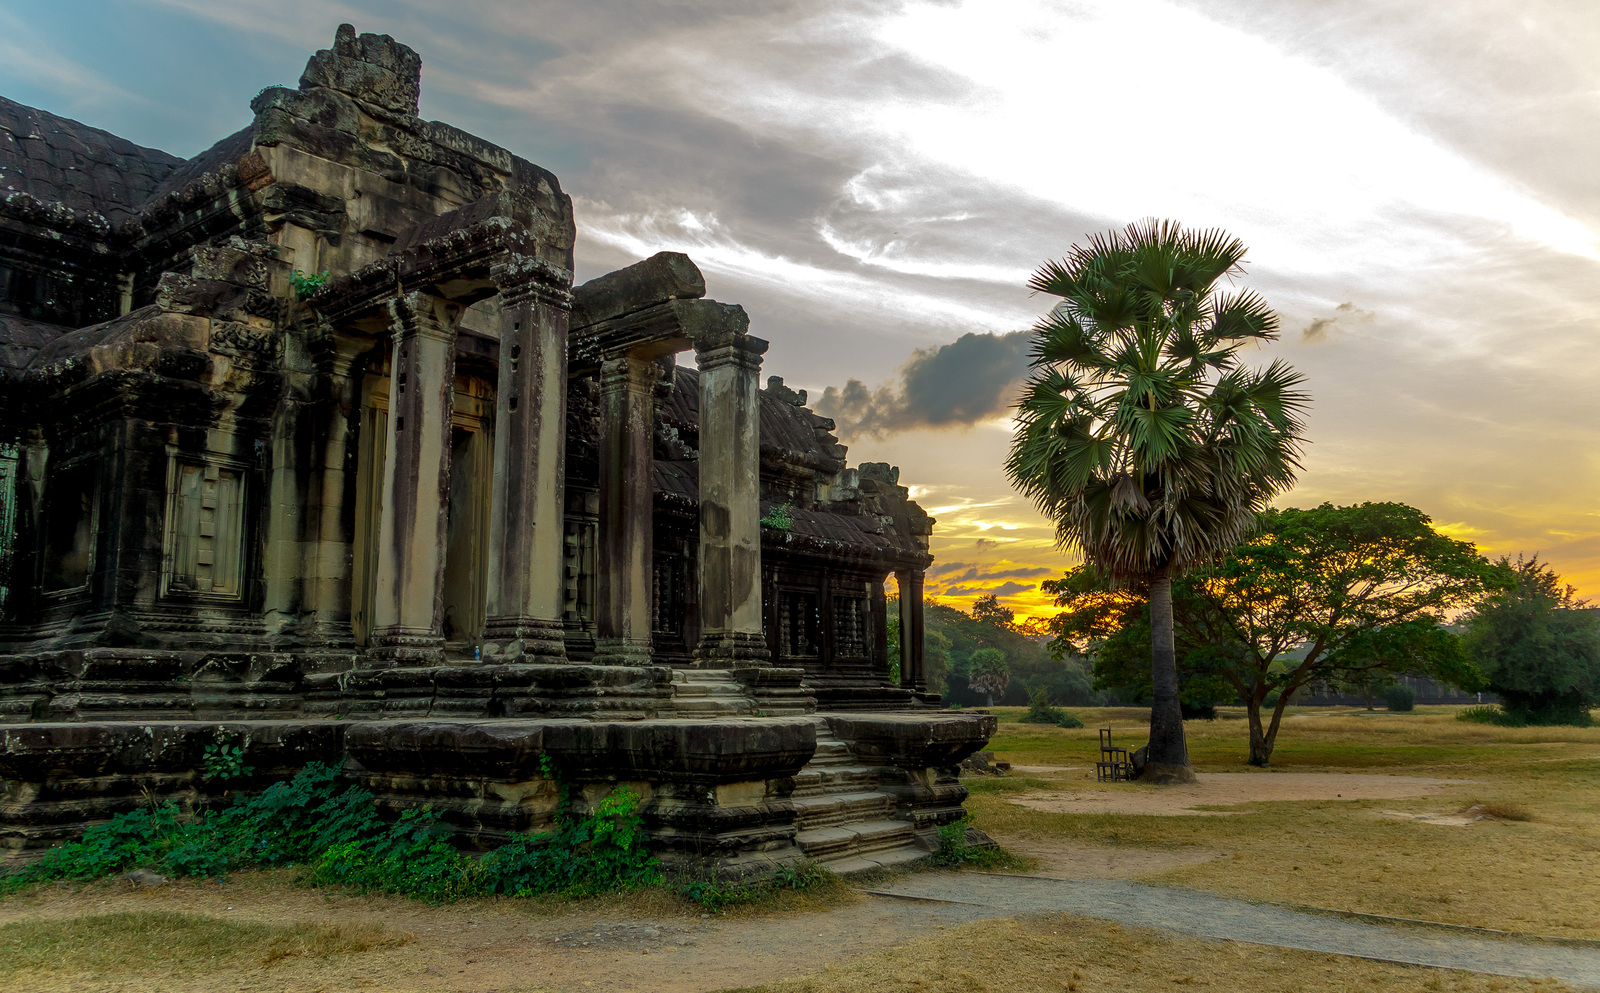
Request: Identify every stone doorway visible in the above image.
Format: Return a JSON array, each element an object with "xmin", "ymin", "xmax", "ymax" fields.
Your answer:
[{"xmin": 351, "ymin": 368, "xmax": 495, "ymax": 648}]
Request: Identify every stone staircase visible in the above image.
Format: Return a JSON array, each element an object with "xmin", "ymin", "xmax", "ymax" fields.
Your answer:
[
  {"xmin": 790, "ymin": 718, "xmax": 924, "ymax": 873},
  {"xmin": 666, "ymin": 669, "xmax": 757, "ymax": 717}
]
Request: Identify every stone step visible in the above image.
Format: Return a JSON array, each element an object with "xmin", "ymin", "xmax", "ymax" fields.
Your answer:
[
  {"xmin": 815, "ymin": 845, "xmax": 928, "ymax": 876},
  {"xmin": 790, "ymin": 764, "xmax": 881, "ymax": 798},
  {"xmin": 795, "ymin": 818, "xmax": 916, "ymax": 864},
  {"xmin": 665, "ymin": 670, "xmax": 756, "ymax": 717},
  {"xmin": 792, "ymin": 790, "xmax": 894, "ymax": 831}
]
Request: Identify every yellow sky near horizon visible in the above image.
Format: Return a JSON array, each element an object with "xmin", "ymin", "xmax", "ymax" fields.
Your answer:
[{"xmin": 850, "ymin": 416, "xmax": 1600, "ymax": 623}]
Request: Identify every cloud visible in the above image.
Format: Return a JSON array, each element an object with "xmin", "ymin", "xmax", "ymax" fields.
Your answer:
[
  {"xmin": 928, "ymin": 562, "xmax": 1054, "ymax": 583},
  {"xmin": 940, "ymin": 581, "xmax": 1035, "ymax": 598},
  {"xmin": 1301, "ymin": 301, "xmax": 1376, "ymax": 343},
  {"xmin": 813, "ymin": 329, "xmax": 1031, "ymax": 437}
]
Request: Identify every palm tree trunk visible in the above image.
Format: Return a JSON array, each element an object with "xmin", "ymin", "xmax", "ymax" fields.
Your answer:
[{"xmin": 1145, "ymin": 563, "xmax": 1196, "ymax": 784}]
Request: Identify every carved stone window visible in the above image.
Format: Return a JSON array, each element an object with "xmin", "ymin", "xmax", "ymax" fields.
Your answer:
[
  {"xmin": 778, "ymin": 589, "xmax": 820, "ymax": 659},
  {"xmin": 163, "ymin": 459, "xmax": 246, "ymax": 599},
  {"xmin": 833, "ymin": 595, "xmax": 868, "ymax": 659}
]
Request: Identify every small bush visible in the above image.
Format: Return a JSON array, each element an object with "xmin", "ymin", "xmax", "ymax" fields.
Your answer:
[
  {"xmin": 1457, "ymin": 705, "xmax": 1508, "ymax": 725},
  {"xmin": 1056, "ymin": 712, "xmax": 1085, "ymax": 729},
  {"xmin": 679, "ymin": 860, "xmax": 835, "ymax": 913},
  {"xmin": 1018, "ymin": 686, "xmax": 1064, "ymax": 725},
  {"xmin": 927, "ymin": 817, "xmax": 1029, "ymax": 871},
  {"xmin": 288, "ymin": 270, "xmax": 329, "ymax": 300},
  {"xmin": 1384, "ymin": 684, "xmax": 1416, "ymax": 712},
  {"xmin": 1456, "ymin": 704, "xmax": 1593, "ymax": 727}
]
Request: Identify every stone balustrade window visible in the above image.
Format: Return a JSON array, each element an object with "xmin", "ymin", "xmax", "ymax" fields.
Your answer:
[
  {"xmin": 778, "ymin": 589, "xmax": 820, "ymax": 658},
  {"xmin": 833, "ymin": 594, "xmax": 868, "ymax": 659}
]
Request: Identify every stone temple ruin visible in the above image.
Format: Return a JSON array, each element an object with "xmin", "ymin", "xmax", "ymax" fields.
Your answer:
[{"xmin": 0, "ymin": 27, "xmax": 993, "ymax": 876}]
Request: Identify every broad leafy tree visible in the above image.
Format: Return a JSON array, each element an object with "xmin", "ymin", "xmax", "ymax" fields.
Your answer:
[
  {"xmin": 1046, "ymin": 503, "xmax": 1509, "ymax": 764},
  {"xmin": 1007, "ymin": 221, "xmax": 1308, "ymax": 782},
  {"xmin": 1463, "ymin": 555, "xmax": 1600, "ymax": 725}
]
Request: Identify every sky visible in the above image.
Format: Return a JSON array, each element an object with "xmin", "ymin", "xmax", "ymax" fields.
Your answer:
[{"xmin": 3, "ymin": 0, "xmax": 1597, "ymax": 618}]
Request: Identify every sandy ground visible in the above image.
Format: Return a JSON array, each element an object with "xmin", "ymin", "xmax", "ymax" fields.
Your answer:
[
  {"xmin": 993, "ymin": 836, "xmax": 1224, "ymax": 877},
  {"xmin": 0, "ymin": 829, "xmax": 1215, "ymax": 993},
  {"xmin": 1007, "ymin": 772, "xmax": 1470, "ymax": 817},
  {"xmin": 0, "ymin": 876, "xmax": 1011, "ymax": 993}
]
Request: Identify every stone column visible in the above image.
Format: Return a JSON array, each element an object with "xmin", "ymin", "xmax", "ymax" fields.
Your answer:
[
  {"xmin": 694, "ymin": 329, "xmax": 770, "ymax": 666},
  {"xmin": 897, "ymin": 568, "xmax": 926, "ymax": 692},
  {"xmin": 369, "ymin": 292, "xmax": 461, "ymax": 665},
  {"xmin": 304, "ymin": 333, "xmax": 367, "ymax": 640},
  {"xmin": 593, "ymin": 353, "xmax": 661, "ymax": 665},
  {"xmin": 482, "ymin": 273, "xmax": 571, "ymax": 662}
]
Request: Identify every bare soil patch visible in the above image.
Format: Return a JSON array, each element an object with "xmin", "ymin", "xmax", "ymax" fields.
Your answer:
[
  {"xmin": 0, "ymin": 873, "xmax": 992, "ymax": 993},
  {"xmin": 991, "ymin": 835, "xmax": 1223, "ymax": 878},
  {"xmin": 1008, "ymin": 772, "xmax": 1469, "ymax": 817}
]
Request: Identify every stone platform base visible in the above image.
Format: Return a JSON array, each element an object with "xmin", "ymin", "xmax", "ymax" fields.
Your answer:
[
  {"xmin": 0, "ymin": 650, "xmax": 828, "ymax": 722},
  {"xmin": 0, "ymin": 711, "xmax": 996, "ymax": 879}
]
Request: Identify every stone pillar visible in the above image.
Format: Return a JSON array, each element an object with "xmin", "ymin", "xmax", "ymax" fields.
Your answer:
[
  {"xmin": 369, "ymin": 292, "xmax": 461, "ymax": 665},
  {"xmin": 482, "ymin": 275, "xmax": 571, "ymax": 662},
  {"xmin": 694, "ymin": 329, "xmax": 770, "ymax": 666},
  {"xmin": 593, "ymin": 353, "xmax": 661, "ymax": 665},
  {"xmin": 305, "ymin": 333, "xmax": 367, "ymax": 640},
  {"xmin": 897, "ymin": 568, "xmax": 926, "ymax": 692}
]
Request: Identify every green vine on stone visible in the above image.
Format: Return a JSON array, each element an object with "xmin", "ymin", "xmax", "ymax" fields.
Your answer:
[
  {"xmin": 760, "ymin": 503, "xmax": 793, "ymax": 531},
  {"xmin": 201, "ymin": 740, "xmax": 254, "ymax": 782},
  {"xmin": 289, "ymin": 269, "xmax": 330, "ymax": 300}
]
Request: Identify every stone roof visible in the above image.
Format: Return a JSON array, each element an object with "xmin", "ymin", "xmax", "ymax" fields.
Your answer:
[
  {"xmin": 658, "ymin": 365, "xmax": 845, "ymax": 473},
  {"xmin": 0, "ymin": 314, "xmax": 71, "ymax": 372},
  {"xmin": 0, "ymin": 96, "xmax": 184, "ymax": 223}
]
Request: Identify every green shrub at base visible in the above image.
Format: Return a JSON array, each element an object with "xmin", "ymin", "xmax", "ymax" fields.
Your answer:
[
  {"xmin": 1384, "ymin": 684, "xmax": 1416, "ymax": 712},
  {"xmin": 1056, "ymin": 712, "xmax": 1085, "ymax": 729},
  {"xmin": 3, "ymin": 762, "xmax": 659, "ymax": 903},
  {"xmin": 1018, "ymin": 686, "xmax": 1064, "ymax": 725}
]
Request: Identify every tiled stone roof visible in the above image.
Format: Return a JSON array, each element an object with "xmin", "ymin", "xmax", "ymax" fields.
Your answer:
[{"xmin": 0, "ymin": 96, "xmax": 183, "ymax": 223}]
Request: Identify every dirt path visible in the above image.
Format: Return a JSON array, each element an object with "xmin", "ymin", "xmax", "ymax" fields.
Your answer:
[
  {"xmin": 865, "ymin": 872, "xmax": 1600, "ymax": 988},
  {"xmin": 1009, "ymin": 772, "xmax": 1470, "ymax": 816},
  {"xmin": 0, "ymin": 877, "xmax": 1007, "ymax": 993}
]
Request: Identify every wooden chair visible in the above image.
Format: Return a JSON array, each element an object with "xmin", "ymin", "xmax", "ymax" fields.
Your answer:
[{"xmin": 1097, "ymin": 728, "xmax": 1132, "ymax": 782}]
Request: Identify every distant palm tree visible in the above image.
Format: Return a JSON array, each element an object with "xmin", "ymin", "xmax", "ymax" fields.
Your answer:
[{"xmin": 1005, "ymin": 221, "xmax": 1309, "ymax": 783}]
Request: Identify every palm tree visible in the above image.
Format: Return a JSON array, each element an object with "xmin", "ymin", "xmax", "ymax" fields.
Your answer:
[{"xmin": 1005, "ymin": 221, "xmax": 1309, "ymax": 783}]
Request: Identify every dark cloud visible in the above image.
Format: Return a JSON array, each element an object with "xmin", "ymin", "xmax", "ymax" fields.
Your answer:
[
  {"xmin": 940, "ymin": 581, "xmax": 1034, "ymax": 598},
  {"xmin": 813, "ymin": 329, "xmax": 1031, "ymax": 437},
  {"xmin": 1300, "ymin": 301, "xmax": 1374, "ymax": 343},
  {"xmin": 929, "ymin": 563, "xmax": 1054, "ymax": 584}
]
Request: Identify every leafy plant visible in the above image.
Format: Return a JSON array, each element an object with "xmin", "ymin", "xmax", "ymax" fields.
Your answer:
[
  {"xmin": 759, "ymin": 503, "xmax": 793, "ymax": 531},
  {"xmin": 1056, "ymin": 712, "xmax": 1085, "ymax": 729},
  {"xmin": 201, "ymin": 741, "xmax": 254, "ymax": 782},
  {"xmin": 927, "ymin": 817, "xmax": 1027, "ymax": 871},
  {"xmin": 2, "ymin": 762, "xmax": 661, "ymax": 904},
  {"xmin": 678, "ymin": 859, "xmax": 833, "ymax": 913},
  {"xmin": 288, "ymin": 269, "xmax": 329, "ymax": 300}
]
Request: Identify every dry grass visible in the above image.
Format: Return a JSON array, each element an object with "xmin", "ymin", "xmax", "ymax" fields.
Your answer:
[
  {"xmin": 715, "ymin": 913, "xmax": 1575, "ymax": 993},
  {"xmin": 966, "ymin": 707, "xmax": 1600, "ymax": 938},
  {"xmin": 0, "ymin": 909, "xmax": 406, "ymax": 980}
]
